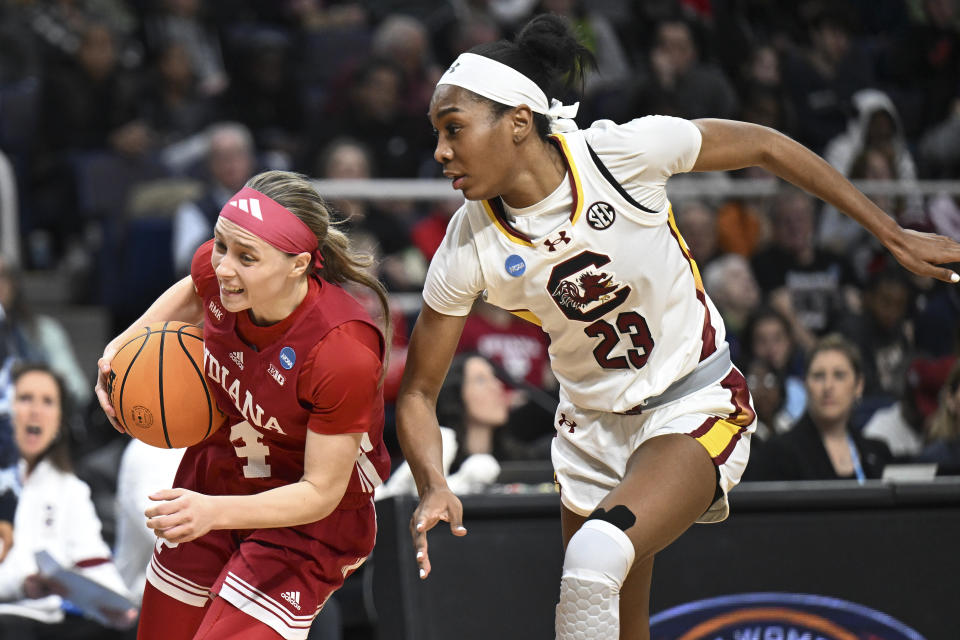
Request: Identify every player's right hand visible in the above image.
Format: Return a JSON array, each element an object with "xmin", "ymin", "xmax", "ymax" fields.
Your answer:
[
  {"xmin": 94, "ymin": 344, "xmax": 124, "ymax": 434},
  {"xmin": 409, "ymin": 485, "xmax": 467, "ymax": 580}
]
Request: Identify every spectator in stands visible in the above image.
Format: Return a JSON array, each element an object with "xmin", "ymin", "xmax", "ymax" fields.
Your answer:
[
  {"xmin": 746, "ymin": 335, "xmax": 892, "ymax": 481},
  {"xmin": 534, "ymin": 0, "xmax": 632, "ymax": 122},
  {"xmin": 0, "ymin": 363, "xmax": 135, "ymax": 638},
  {"xmin": 780, "ymin": 6, "xmax": 872, "ymax": 153},
  {"xmin": 438, "ymin": 353, "xmax": 511, "ymax": 480},
  {"xmin": 315, "ymin": 137, "xmax": 423, "ymax": 291},
  {"xmin": 915, "ymin": 358, "xmax": 960, "ymax": 470},
  {"xmin": 305, "ymin": 57, "xmax": 435, "ymax": 178},
  {"xmin": 837, "ymin": 262, "xmax": 915, "ymax": 403},
  {"xmin": 674, "ymin": 200, "xmax": 720, "ymax": 266},
  {"xmin": 751, "ymin": 187, "xmax": 858, "ymax": 351},
  {"xmin": 884, "ymin": 0, "xmax": 960, "ymax": 143},
  {"xmin": 171, "ymin": 122, "xmax": 256, "ymax": 276},
  {"xmin": 863, "ymin": 355, "xmax": 957, "ymax": 459},
  {"xmin": 631, "ymin": 17, "xmax": 739, "ymax": 121},
  {"xmin": 139, "ymin": 40, "xmax": 218, "ymax": 150},
  {"xmin": 0, "ymin": 256, "xmax": 90, "ymax": 409},
  {"xmin": 744, "ymin": 358, "xmax": 791, "ymax": 442},
  {"xmin": 741, "ymin": 306, "xmax": 807, "ymax": 423},
  {"xmin": 458, "ymin": 300, "xmax": 552, "ymax": 392},
  {"xmin": 223, "ymin": 28, "xmax": 303, "ymax": 165},
  {"xmin": 32, "ymin": 19, "xmax": 148, "ymax": 263},
  {"xmin": 703, "ymin": 253, "xmax": 761, "ymax": 365},
  {"xmin": 141, "ymin": 0, "xmax": 228, "ymax": 97},
  {"xmin": 371, "ymin": 14, "xmax": 442, "ymax": 118},
  {"xmin": 819, "ymin": 89, "xmax": 923, "ymax": 259}
]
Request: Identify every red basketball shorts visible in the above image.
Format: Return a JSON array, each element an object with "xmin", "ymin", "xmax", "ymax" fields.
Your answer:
[{"xmin": 145, "ymin": 500, "xmax": 376, "ymax": 640}]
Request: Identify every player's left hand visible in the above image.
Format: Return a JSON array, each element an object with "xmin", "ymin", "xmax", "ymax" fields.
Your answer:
[
  {"xmin": 886, "ymin": 227, "xmax": 960, "ymax": 283},
  {"xmin": 145, "ymin": 488, "xmax": 216, "ymax": 544}
]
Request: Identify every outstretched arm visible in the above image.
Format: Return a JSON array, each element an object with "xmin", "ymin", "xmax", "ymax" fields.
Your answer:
[
  {"xmin": 395, "ymin": 304, "xmax": 470, "ymax": 579},
  {"xmin": 691, "ymin": 119, "xmax": 960, "ymax": 283}
]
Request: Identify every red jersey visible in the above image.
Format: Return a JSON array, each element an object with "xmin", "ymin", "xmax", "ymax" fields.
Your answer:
[{"xmin": 177, "ymin": 241, "xmax": 391, "ymax": 526}]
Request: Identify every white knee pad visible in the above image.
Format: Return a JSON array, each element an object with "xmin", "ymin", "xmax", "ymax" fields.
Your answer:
[{"xmin": 555, "ymin": 519, "xmax": 636, "ymax": 639}]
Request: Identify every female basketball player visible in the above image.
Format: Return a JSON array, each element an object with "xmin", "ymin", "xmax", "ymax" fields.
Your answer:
[
  {"xmin": 396, "ymin": 14, "xmax": 960, "ymax": 639},
  {"xmin": 94, "ymin": 170, "xmax": 391, "ymax": 640}
]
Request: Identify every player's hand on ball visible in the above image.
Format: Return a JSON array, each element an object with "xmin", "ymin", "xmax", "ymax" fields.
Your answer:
[
  {"xmin": 409, "ymin": 486, "xmax": 467, "ymax": 580},
  {"xmin": 95, "ymin": 344, "xmax": 124, "ymax": 433},
  {"xmin": 146, "ymin": 488, "xmax": 216, "ymax": 543}
]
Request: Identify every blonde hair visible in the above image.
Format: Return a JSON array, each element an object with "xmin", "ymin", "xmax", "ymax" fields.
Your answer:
[{"xmin": 245, "ymin": 170, "xmax": 392, "ymax": 379}]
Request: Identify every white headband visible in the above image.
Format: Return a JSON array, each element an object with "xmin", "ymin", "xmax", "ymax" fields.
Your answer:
[{"xmin": 436, "ymin": 53, "xmax": 580, "ymax": 133}]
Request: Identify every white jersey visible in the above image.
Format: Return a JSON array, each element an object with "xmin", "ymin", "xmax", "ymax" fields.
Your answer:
[{"xmin": 424, "ymin": 117, "xmax": 726, "ymax": 413}]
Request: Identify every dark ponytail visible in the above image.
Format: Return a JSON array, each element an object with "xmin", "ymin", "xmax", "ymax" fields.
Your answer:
[{"xmin": 470, "ymin": 13, "xmax": 595, "ymax": 139}]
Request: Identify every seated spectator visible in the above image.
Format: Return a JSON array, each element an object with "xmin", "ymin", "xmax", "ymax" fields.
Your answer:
[
  {"xmin": 745, "ymin": 335, "xmax": 892, "ymax": 482},
  {"xmin": 837, "ymin": 262, "xmax": 915, "ymax": 404},
  {"xmin": 316, "ymin": 138, "xmax": 424, "ymax": 292},
  {"xmin": 0, "ymin": 363, "xmax": 135, "ymax": 638},
  {"xmin": 915, "ymin": 358, "xmax": 960, "ymax": 471},
  {"xmin": 370, "ymin": 14, "xmax": 442, "ymax": 118},
  {"xmin": 631, "ymin": 17, "xmax": 738, "ymax": 121},
  {"xmin": 741, "ymin": 306, "xmax": 807, "ymax": 422},
  {"xmin": 702, "ymin": 253, "xmax": 761, "ymax": 364},
  {"xmin": 304, "ymin": 57, "xmax": 435, "ymax": 178},
  {"xmin": 0, "ymin": 255, "xmax": 90, "ymax": 410},
  {"xmin": 780, "ymin": 6, "xmax": 872, "ymax": 154},
  {"xmin": 32, "ymin": 19, "xmax": 148, "ymax": 265},
  {"xmin": 171, "ymin": 121, "xmax": 256, "ymax": 276},
  {"xmin": 863, "ymin": 355, "xmax": 956, "ymax": 459},
  {"xmin": 751, "ymin": 187, "xmax": 859, "ymax": 351},
  {"xmin": 673, "ymin": 200, "xmax": 720, "ymax": 267},
  {"xmin": 438, "ymin": 353, "xmax": 511, "ymax": 478},
  {"xmin": 379, "ymin": 353, "xmax": 513, "ymax": 497},
  {"xmin": 458, "ymin": 301, "xmax": 552, "ymax": 392},
  {"xmin": 141, "ymin": 0, "xmax": 229, "ymax": 98},
  {"xmin": 744, "ymin": 358, "xmax": 792, "ymax": 442},
  {"xmin": 139, "ymin": 40, "xmax": 218, "ymax": 150},
  {"xmin": 820, "ymin": 89, "xmax": 923, "ymax": 257}
]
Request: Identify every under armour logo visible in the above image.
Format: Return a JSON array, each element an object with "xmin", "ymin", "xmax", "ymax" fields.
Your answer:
[
  {"xmin": 228, "ymin": 198, "xmax": 263, "ymax": 221},
  {"xmin": 446, "ymin": 61, "xmax": 460, "ymax": 74},
  {"xmin": 558, "ymin": 413, "xmax": 577, "ymax": 433},
  {"xmin": 544, "ymin": 230, "xmax": 571, "ymax": 252}
]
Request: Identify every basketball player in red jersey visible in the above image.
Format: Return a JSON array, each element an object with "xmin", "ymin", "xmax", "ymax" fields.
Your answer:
[{"xmin": 94, "ymin": 170, "xmax": 391, "ymax": 640}]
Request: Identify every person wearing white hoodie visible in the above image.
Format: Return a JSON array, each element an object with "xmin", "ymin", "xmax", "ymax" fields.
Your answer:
[{"xmin": 819, "ymin": 88, "xmax": 925, "ymax": 260}]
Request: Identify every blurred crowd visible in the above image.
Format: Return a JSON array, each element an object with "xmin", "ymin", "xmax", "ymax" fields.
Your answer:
[{"xmin": 0, "ymin": 0, "xmax": 958, "ymax": 630}]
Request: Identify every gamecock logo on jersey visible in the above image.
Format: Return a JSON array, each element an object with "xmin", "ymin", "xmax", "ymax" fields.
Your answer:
[
  {"xmin": 547, "ymin": 251, "xmax": 630, "ymax": 322},
  {"xmin": 554, "ymin": 272, "xmax": 617, "ymax": 308}
]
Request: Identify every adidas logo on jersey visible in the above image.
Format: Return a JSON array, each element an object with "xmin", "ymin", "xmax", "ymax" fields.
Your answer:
[
  {"xmin": 228, "ymin": 198, "xmax": 263, "ymax": 220},
  {"xmin": 281, "ymin": 591, "xmax": 301, "ymax": 610},
  {"xmin": 230, "ymin": 351, "xmax": 244, "ymax": 370}
]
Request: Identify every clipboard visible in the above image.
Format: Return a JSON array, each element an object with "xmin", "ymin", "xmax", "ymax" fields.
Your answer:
[{"xmin": 34, "ymin": 550, "xmax": 136, "ymax": 626}]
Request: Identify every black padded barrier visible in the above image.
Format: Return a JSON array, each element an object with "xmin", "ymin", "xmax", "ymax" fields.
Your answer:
[{"xmin": 371, "ymin": 479, "xmax": 960, "ymax": 640}]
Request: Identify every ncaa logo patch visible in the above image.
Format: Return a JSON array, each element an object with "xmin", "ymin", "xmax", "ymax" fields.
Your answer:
[
  {"xmin": 505, "ymin": 254, "xmax": 526, "ymax": 277},
  {"xmin": 586, "ymin": 201, "xmax": 616, "ymax": 230},
  {"xmin": 279, "ymin": 346, "xmax": 296, "ymax": 370}
]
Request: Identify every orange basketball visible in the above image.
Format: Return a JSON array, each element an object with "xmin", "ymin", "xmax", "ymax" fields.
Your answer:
[{"xmin": 109, "ymin": 321, "xmax": 225, "ymax": 448}]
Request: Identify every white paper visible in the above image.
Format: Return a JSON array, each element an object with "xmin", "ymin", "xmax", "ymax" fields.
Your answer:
[{"xmin": 34, "ymin": 550, "xmax": 136, "ymax": 626}]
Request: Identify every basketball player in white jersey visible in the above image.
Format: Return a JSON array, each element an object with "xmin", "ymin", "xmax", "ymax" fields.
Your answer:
[{"xmin": 395, "ymin": 14, "xmax": 960, "ymax": 640}]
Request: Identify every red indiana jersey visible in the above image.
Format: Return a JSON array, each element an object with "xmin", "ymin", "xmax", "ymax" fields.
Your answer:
[{"xmin": 178, "ymin": 241, "xmax": 391, "ymax": 531}]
